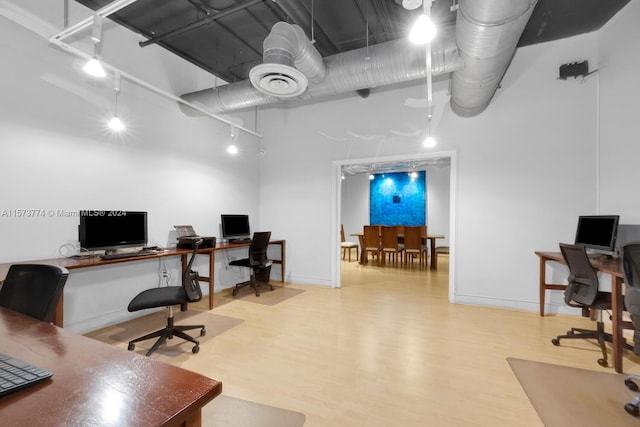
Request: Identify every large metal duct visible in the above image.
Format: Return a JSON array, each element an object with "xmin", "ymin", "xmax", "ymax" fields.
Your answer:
[
  {"xmin": 248, "ymin": 22, "xmax": 326, "ymax": 98},
  {"xmin": 179, "ymin": 21, "xmax": 463, "ymax": 115},
  {"xmin": 450, "ymin": 0, "xmax": 538, "ymax": 117},
  {"xmin": 180, "ymin": 0, "xmax": 537, "ymax": 117}
]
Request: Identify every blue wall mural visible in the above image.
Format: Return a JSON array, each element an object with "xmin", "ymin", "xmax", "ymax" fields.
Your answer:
[{"xmin": 370, "ymin": 171, "xmax": 426, "ymax": 225}]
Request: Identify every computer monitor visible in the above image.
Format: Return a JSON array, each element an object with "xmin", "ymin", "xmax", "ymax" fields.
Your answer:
[
  {"xmin": 79, "ymin": 211, "xmax": 148, "ymax": 252},
  {"xmin": 574, "ymin": 215, "xmax": 620, "ymax": 255},
  {"xmin": 221, "ymin": 214, "xmax": 251, "ymax": 241}
]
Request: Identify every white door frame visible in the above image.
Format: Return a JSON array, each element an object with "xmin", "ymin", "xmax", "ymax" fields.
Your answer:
[{"xmin": 330, "ymin": 150, "xmax": 457, "ymax": 303}]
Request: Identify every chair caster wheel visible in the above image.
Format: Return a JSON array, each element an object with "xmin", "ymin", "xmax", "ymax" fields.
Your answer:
[
  {"xmin": 597, "ymin": 358, "xmax": 608, "ymax": 367},
  {"xmin": 128, "ymin": 343, "xmax": 135, "ymax": 351},
  {"xmin": 625, "ymin": 403, "xmax": 639, "ymax": 417},
  {"xmin": 551, "ymin": 338, "xmax": 560, "ymax": 346},
  {"xmin": 625, "ymin": 378, "xmax": 639, "ymax": 391},
  {"xmin": 566, "ymin": 330, "xmax": 575, "ymax": 335},
  {"xmin": 192, "ymin": 345, "xmax": 200, "ymax": 354},
  {"xmin": 200, "ymin": 328, "xmax": 206, "ymax": 337}
]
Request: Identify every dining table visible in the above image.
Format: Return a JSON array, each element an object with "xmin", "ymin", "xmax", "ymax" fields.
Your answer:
[{"xmin": 350, "ymin": 231, "xmax": 446, "ymax": 269}]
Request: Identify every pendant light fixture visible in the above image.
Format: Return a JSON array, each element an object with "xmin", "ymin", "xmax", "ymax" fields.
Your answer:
[
  {"xmin": 108, "ymin": 72, "xmax": 124, "ymax": 131},
  {"xmin": 418, "ymin": 0, "xmax": 436, "ymax": 148},
  {"xmin": 227, "ymin": 124, "xmax": 238, "ymax": 154},
  {"xmin": 83, "ymin": 14, "xmax": 106, "ymax": 78},
  {"xmin": 408, "ymin": 0, "xmax": 437, "ymax": 44}
]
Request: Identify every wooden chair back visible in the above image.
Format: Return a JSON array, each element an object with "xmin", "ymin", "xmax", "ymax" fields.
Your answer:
[
  {"xmin": 363, "ymin": 225, "xmax": 381, "ymax": 250},
  {"xmin": 403, "ymin": 226, "xmax": 422, "ymax": 253},
  {"xmin": 381, "ymin": 226, "xmax": 399, "ymax": 250}
]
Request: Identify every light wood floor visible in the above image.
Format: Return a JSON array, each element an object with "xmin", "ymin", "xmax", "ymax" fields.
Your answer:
[{"xmin": 87, "ymin": 255, "xmax": 640, "ymax": 426}]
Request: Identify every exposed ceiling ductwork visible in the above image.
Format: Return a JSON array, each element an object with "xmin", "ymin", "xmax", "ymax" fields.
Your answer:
[
  {"xmin": 180, "ymin": 0, "xmax": 538, "ymax": 118},
  {"xmin": 179, "ymin": 21, "xmax": 462, "ymax": 116},
  {"xmin": 450, "ymin": 0, "xmax": 537, "ymax": 117}
]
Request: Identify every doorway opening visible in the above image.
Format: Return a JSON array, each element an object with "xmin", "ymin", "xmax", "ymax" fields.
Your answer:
[{"xmin": 331, "ymin": 150, "xmax": 457, "ymax": 303}]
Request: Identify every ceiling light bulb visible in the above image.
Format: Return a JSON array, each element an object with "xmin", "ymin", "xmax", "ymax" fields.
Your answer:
[
  {"xmin": 410, "ymin": 171, "xmax": 418, "ymax": 178},
  {"xmin": 409, "ymin": 14, "xmax": 437, "ymax": 44},
  {"xmin": 402, "ymin": 0, "xmax": 423, "ymax": 10},
  {"xmin": 227, "ymin": 144, "xmax": 238, "ymax": 154},
  {"xmin": 423, "ymin": 136, "xmax": 436, "ymax": 148},
  {"xmin": 83, "ymin": 57, "xmax": 106, "ymax": 78},
  {"xmin": 108, "ymin": 116, "xmax": 124, "ymax": 131},
  {"xmin": 369, "ymin": 174, "xmax": 374, "ymax": 180}
]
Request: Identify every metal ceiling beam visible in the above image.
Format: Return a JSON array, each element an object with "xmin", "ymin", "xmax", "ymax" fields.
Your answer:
[
  {"xmin": 370, "ymin": 0, "xmax": 400, "ymax": 42},
  {"xmin": 273, "ymin": 0, "xmax": 340, "ymax": 56},
  {"xmin": 350, "ymin": 0, "xmax": 382, "ymax": 45},
  {"xmin": 139, "ymin": 0, "xmax": 263, "ymax": 48},
  {"xmin": 52, "ymin": 0, "xmax": 139, "ymax": 42}
]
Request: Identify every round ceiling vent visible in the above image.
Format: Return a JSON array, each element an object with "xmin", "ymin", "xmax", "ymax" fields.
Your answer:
[{"xmin": 249, "ymin": 64, "xmax": 308, "ymax": 98}]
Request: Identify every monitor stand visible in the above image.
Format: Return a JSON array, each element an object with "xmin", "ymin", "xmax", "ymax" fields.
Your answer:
[{"xmin": 230, "ymin": 237, "xmax": 251, "ymax": 244}]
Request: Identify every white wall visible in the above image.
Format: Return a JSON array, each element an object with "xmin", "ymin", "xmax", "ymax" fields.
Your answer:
[
  {"xmin": 341, "ymin": 173, "xmax": 369, "ymax": 242},
  {"xmin": 0, "ymin": 3, "xmax": 264, "ymax": 332},
  {"xmin": 426, "ymin": 165, "xmax": 450, "ymax": 244},
  {"xmin": 598, "ymin": 0, "xmax": 640, "ymax": 222},
  {"xmin": 257, "ymin": 29, "xmax": 604, "ymax": 313}
]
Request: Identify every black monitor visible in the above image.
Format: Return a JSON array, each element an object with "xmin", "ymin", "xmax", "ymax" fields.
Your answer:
[
  {"xmin": 574, "ymin": 215, "xmax": 620, "ymax": 255},
  {"xmin": 221, "ymin": 214, "xmax": 251, "ymax": 241},
  {"xmin": 79, "ymin": 211, "xmax": 148, "ymax": 252}
]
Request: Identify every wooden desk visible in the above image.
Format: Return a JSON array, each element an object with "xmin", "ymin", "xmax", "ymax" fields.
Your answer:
[
  {"xmin": 351, "ymin": 232, "xmax": 445, "ymax": 269},
  {"xmin": 0, "ymin": 307, "xmax": 222, "ymax": 426},
  {"xmin": 535, "ymin": 251, "xmax": 634, "ymax": 373},
  {"xmin": 0, "ymin": 240, "xmax": 286, "ymax": 327},
  {"xmin": 185, "ymin": 240, "xmax": 285, "ymax": 314}
]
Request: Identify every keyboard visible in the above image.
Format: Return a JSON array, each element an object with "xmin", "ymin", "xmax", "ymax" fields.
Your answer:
[
  {"xmin": 0, "ymin": 352, "xmax": 53, "ymax": 397},
  {"xmin": 100, "ymin": 250, "xmax": 157, "ymax": 260}
]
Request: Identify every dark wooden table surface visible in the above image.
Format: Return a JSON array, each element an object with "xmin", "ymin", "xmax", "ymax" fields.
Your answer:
[{"xmin": 0, "ymin": 307, "xmax": 222, "ymax": 426}]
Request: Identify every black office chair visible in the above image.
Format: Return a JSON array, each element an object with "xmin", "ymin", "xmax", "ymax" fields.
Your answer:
[
  {"xmin": 127, "ymin": 239, "xmax": 205, "ymax": 356},
  {"xmin": 0, "ymin": 264, "xmax": 68, "ymax": 323},
  {"xmin": 551, "ymin": 243, "xmax": 620, "ymax": 367},
  {"xmin": 620, "ymin": 242, "xmax": 640, "ymax": 416},
  {"xmin": 230, "ymin": 231, "xmax": 274, "ymax": 297}
]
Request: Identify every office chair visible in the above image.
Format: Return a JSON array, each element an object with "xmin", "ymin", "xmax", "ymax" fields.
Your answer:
[
  {"xmin": 127, "ymin": 239, "xmax": 205, "ymax": 356},
  {"xmin": 230, "ymin": 231, "xmax": 274, "ymax": 297},
  {"xmin": 620, "ymin": 242, "xmax": 640, "ymax": 416},
  {"xmin": 0, "ymin": 264, "xmax": 68, "ymax": 323},
  {"xmin": 551, "ymin": 243, "xmax": 622, "ymax": 367},
  {"xmin": 341, "ymin": 224, "xmax": 358, "ymax": 262}
]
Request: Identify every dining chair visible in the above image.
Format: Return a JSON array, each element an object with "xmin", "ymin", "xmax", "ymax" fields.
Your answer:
[
  {"xmin": 341, "ymin": 224, "xmax": 358, "ymax": 262},
  {"xmin": 403, "ymin": 226, "xmax": 425, "ymax": 267},
  {"xmin": 420, "ymin": 225, "xmax": 429, "ymax": 263},
  {"xmin": 381, "ymin": 226, "xmax": 404, "ymax": 266},
  {"xmin": 436, "ymin": 245, "xmax": 450, "ymax": 265},
  {"xmin": 395, "ymin": 225, "xmax": 405, "ymax": 241},
  {"xmin": 363, "ymin": 225, "xmax": 381, "ymax": 264}
]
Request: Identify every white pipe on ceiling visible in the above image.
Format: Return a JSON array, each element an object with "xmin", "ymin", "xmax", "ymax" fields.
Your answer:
[{"xmin": 46, "ymin": 0, "xmax": 261, "ymax": 138}]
